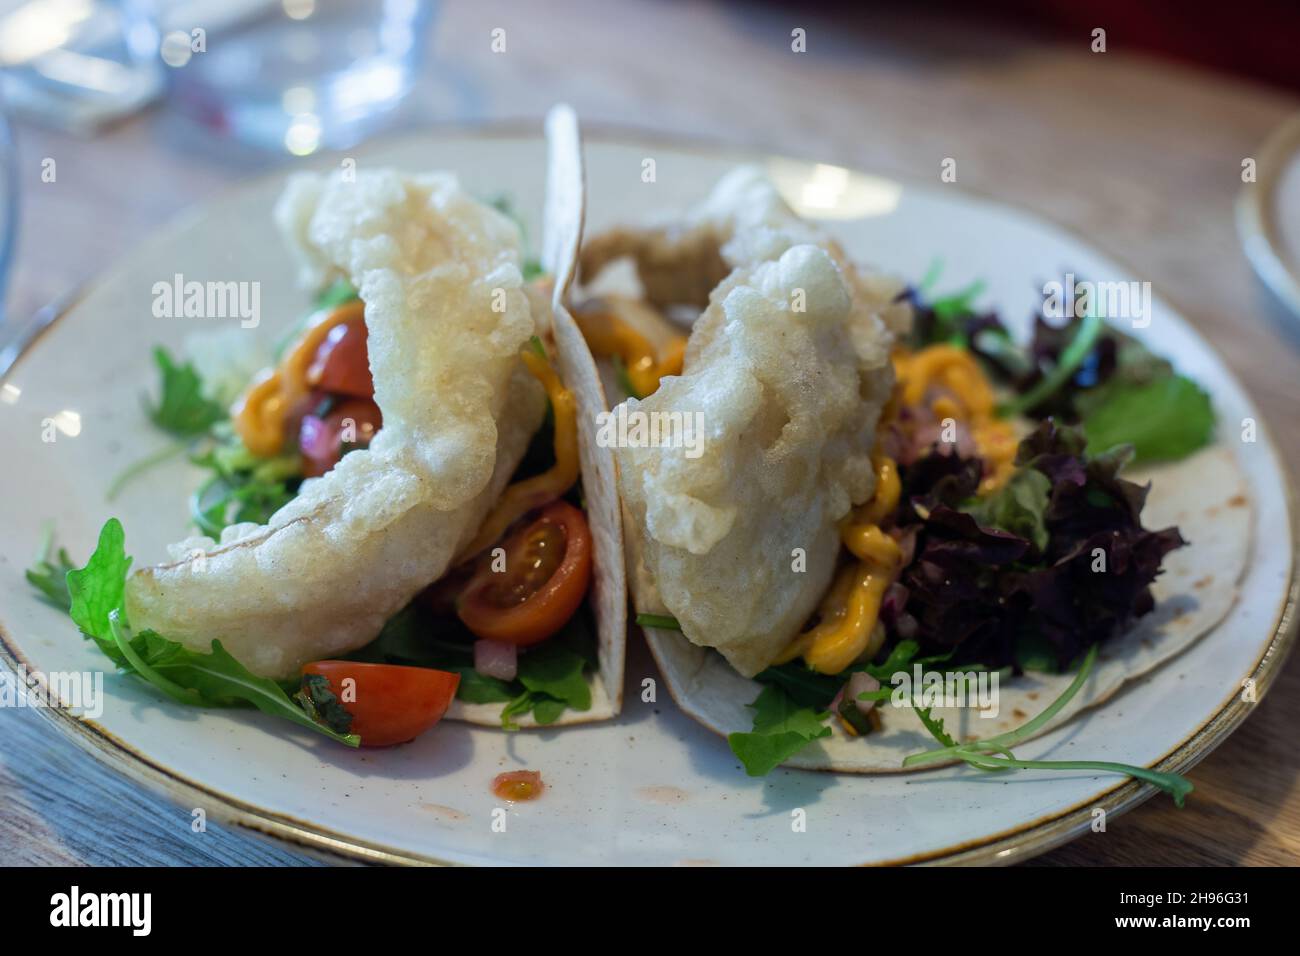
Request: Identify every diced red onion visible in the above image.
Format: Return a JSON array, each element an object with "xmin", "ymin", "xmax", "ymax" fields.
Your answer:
[
  {"xmin": 474, "ymin": 639, "xmax": 518, "ymax": 681},
  {"xmin": 297, "ymin": 414, "xmax": 334, "ymax": 461},
  {"xmin": 846, "ymin": 670, "xmax": 882, "ymax": 715}
]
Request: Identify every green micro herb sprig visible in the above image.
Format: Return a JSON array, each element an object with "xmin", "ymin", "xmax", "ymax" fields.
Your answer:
[{"xmin": 899, "ymin": 644, "xmax": 1193, "ymax": 806}]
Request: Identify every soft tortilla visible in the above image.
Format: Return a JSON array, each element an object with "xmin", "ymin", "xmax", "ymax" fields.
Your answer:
[
  {"xmin": 640, "ymin": 443, "xmax": 1252, "ymax": 770},
  {"xmin": 450, "ymin": 104, "xmax": 627, "ymax": 726}
]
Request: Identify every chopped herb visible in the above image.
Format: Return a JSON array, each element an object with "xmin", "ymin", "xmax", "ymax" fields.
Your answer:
[
  {"xmin": 635, "ymin": 613, "xmax": 681, "ymax": 630},
  {"xmin": 145, "ymin": 347, "xmax": 227, "ymax": 439},
  {"xmin": 294, "ymin": 673, "xmax": 355, "ymax": 736}
]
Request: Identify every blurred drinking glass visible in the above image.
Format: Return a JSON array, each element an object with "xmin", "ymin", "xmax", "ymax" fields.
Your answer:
[
  {"xmin": 0, "ymin": 91, "xmax": 18, "ymax": 353},
  {"xmin": 0, "ymin": 0, "xmax": 163, "ymax": 133},
  {"xmin": 155, "ymin": 0, "xmax": 435, "ymax": 154}
]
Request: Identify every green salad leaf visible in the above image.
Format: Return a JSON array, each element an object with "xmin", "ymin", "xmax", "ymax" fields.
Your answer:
[
  {"xmin": 1079, "ymin": 373, "xmax": 1214, "ymax": 463},
  {"xmin": 963, "ymin": 467, "xmax": 1051, "ymax": 552},
  {"xmin": 346, "ymin": 600, "xmax": 596, "ymax": 728},
  {"xmin": 57, "ymin": 519, "xmax": 358, "ymax": 746},
  {"xmin": 728, "ymin": 685, "xmax": 832, "ymax": 776},
  {"xmin": 188, "ymin": 429, "xmax": 299, "ymax": 536},
  {"xmin": 500, "ymin": 628, "xmax": 594, "ymax": 729},
  {"xmin": 145, "ymin": 347, "xmax": 227, "ymax": 438},
  {"xmin": 26, "ymin": 524, "xmax": 76, "ymax": 611}
]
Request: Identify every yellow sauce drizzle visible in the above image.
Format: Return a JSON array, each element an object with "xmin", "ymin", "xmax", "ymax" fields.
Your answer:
[
  {"xmin": 232, "ymin": 299, "xmax": 365, "ymax": 457},
  {"xmin": 573, "ymin": 307, "xmax": 686, "ymax": 397},
  {"xmin": 457, "ymin": 345, "xmax": 579, "ymax": 561},
  {"xmin": 893, "ymin": 344, "xmax": 1018, "ymax": 493},
  {"xmin": 773, "ymin": 455, "xmax": 902, "ymax": 678}
]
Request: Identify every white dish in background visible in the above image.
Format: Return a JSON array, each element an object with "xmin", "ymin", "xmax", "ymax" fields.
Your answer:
[
  {"xmin": 1238, "ymin": 112, "xmax": 1300, "ymax": 321},
  {"xmin": 0, "ymin": 129, "xmax": 1293, "ymax": 865}
]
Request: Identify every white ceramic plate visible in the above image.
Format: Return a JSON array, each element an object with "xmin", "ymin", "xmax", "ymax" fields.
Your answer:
[{"xmin": 1, "ymin": 129, "xmax": 1294, "ymax": 866}]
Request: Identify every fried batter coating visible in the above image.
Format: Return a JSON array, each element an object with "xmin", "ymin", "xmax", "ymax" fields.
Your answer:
[
  {"xmin": 609, "ymin": 169, "xmax": 906, "ymax": 676},
  {"xmin": 125, "ymin": 170, "xmax": 545, "ymax": 678}
]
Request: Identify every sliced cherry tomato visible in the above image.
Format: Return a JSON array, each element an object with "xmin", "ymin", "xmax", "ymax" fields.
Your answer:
[
  {"xmin": 301, "ymin": 661, "xmax": 459, "ymax": 747},
  {"xmin": 299, "ymin": 397, "xmax": 382, "ymax": 477},
  {"xmin": 457, "ymin": 500, "xmax": 592, "ymax": 646},
  {"xmin": 306, "ymin": 316, "xmax": 373, "ymax": 398}
]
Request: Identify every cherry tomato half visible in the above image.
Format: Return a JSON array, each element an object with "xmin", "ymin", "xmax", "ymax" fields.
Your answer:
[
  {"xmin": 307, "ymin": 316, "xmax": 373, "ymax": 398},
  {"xmin": 301, "ymin": 661, "xmax": 459, "ymax": 747},
  {"xmin": 457, "ymin": 500, "xmax": 592, "ymax": 646},
  {"xmin": 299, "ymin": 397, "xmax": 382, "ymax": 477}
]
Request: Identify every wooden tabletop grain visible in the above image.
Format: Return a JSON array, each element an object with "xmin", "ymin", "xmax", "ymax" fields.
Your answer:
[{"xmin": 2, "ymin": 0, "xmax": 1298, "ymax": 867}]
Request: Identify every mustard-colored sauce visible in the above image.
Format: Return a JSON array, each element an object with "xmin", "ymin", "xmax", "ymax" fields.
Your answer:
[
  {"xmin": 573, "ymin": 307, "xmax": 686, "ymax": 397},
  {"xmin": 773, "ymin": 455, "xmax": 902, "ymax": 680},
  {"xmin": 457, "ymin": 345, "xmax": 579, "ymax": 561},
  {"xmin": 232, "ymin": 299, "xmax": 365, "ymax": 457},
  {"xmin": 893, "ymin": 344, "xmax": 1017, "ymax": 493}
]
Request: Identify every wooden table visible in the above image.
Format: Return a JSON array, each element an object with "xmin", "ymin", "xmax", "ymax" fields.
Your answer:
[{"xmin": 3, "ymin": 0, "xmax": 1298, "ymax": 866}]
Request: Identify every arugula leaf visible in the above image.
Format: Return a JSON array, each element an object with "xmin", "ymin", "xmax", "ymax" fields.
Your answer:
[
  {"xmin": 863, "ymin": 639, "xmax": 921, "ymax": 682},
  {"xmin": 502, "ymin": 642, "xmax": 592, "ymax": 729},
  {"xmin": 66, "ymin": 518, "xmax": 133, "ymax": 664},
  {"xmin": 145, "ymin": 347, "xmax": 227, "ymax": 438},
  {"xmin": 518, "ymin": 644, "xmax": 591, "ymax": 708},
  {"xmin": 189, "ymin": 437, "xmax": 299, "ymax": 536},
  {"xmin": 62, "ymin": 518, "xmax": 358, "ymax": 746},
  {"xmin": 455, "ymin": 670, "xmax": 517, "ymax": 704},
  {"xmin": 728, "ymin": 685, "xmax": 832, "ymax": 776},
  {"xmin": 754, "ymin": 662, "xmax": 842, "ymax": 709},
  {"xmin": 963, "ymin": 467, "xmax": 1051, "ymax": 552},
  {"xmin": 1079, "ymin": 374, "xmax": 1214, "ymax": 463},
  {"xmin": 903, "ymin": 644, "xmax": 1192, "ymax": 805},
  {"xmin": 913, "ymin": 706, "xmax": 959, "ymax": 749},
  {"xmin": 26, "ymin": 524, "xmax": 76, "ymax": 612}
]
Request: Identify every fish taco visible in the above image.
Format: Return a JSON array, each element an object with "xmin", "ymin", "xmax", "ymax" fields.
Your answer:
[
  {"xmin": 38, "ymin": 107, "xmax": 627, "ymax": 745},
  {"xmin": 573, "ymin": 165, "xmax": 1250, "ymax": 787}
]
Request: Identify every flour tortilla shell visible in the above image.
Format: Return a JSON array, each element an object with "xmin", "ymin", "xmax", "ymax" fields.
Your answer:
[
  {"xmin": 447, "ymin": 301, "xmax": 627, "ymax": 726},
  {"xmin": 640, "ymin": 444, "xmax": 1252, "ymax": 770}
]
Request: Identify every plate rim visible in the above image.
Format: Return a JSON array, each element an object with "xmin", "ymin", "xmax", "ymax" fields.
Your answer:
[
  {"xmin": 1, "ymin": 120, "xmax": 1295, "ymax": 867},
  {"xmin": 1236, "ymin": 111, "xmax": 1300, "ymax": 319}
]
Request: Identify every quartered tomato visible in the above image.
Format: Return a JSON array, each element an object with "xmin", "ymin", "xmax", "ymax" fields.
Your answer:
[
  {"xmin": 306, "ymin": 315, "xmax": 373, "ymax": 397},
  {"xmin": 457, "ymin": 501, "xmax": 592, "ymax": 646},
  {"xmin": 299, "ymin": 397, "xmax": 382, "ymax": 477},
  {"xmin": 301, "ymin": 661, "xmax": 460, "ymax": 747}
]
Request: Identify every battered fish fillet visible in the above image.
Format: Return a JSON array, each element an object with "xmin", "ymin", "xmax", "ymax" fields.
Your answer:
[
  {"xmin": 605, "ymin": 169, "xmax": 907, "ymax": 677},
  {"xmin": 125, "ymin": 170, "xmax": 546, "ymax": 679},
  {"xmin": 580, "ymin": 165, "xmax": 911, "ymax": 338}
]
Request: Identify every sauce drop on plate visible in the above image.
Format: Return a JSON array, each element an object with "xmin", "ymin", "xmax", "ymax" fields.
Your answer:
[{"xmin": 492, "ymin": 770, "xmax": 544, "ymax": 802}]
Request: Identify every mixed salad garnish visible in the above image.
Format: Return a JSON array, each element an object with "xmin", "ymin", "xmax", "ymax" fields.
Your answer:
[
  {"xmin": 633, "ymin": 271, "xmax": 1215, "ymax": 801},
  {"xmin": 29, "ymin": 241, "xmax": 602, "ymax": 745}
]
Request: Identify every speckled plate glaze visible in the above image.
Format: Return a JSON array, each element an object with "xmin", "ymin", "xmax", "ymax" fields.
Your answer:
[{"xmin": 0, "ymin": 129, "xmax": 1294, "ymax": 866}]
